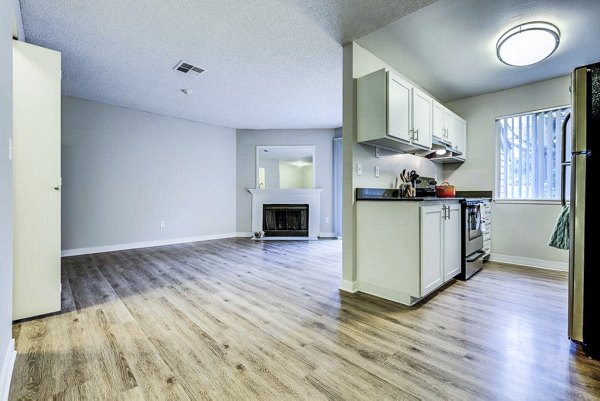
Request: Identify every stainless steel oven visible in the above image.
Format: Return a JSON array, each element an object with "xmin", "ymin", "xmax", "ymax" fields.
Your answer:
[
  {"xmin": 460, "ymin": 200, "xmax": 485, "ymax": 280},
  {"xmin": 465, "ymin": 202, "xmax": 483, "ymax": 256}
]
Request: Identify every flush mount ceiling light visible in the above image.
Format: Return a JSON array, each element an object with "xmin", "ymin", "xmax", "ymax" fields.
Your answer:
[{"xmin": 496, "ymin": 21, "xmax": 560, "ymax": 67}]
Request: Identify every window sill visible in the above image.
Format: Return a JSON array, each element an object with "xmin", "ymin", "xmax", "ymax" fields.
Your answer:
[{"xmin": 493, "ymin": 199, "xmax": 565, "ymax": 205}]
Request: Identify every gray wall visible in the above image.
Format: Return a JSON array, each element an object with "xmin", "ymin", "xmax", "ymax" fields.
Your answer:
[
  {"xmin": 0, "ymin": 0, "xmax": 13, "ymax": 374},
  {"xmin": 236, "ymin": 129, "xmax": 336, "ymax": 235},
  {"xmin": 445, "ymin": 76, "xmax": 570, "ymax": 269},
  {"xmin": 62, "ymin": 97, "xmax": 237, "ymax": 250}
]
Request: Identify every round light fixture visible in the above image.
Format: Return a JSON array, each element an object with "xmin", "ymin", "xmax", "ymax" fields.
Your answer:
[
  {"xmin": 496, "ymin": 22, "xmax": 560, "ymax": 67},
  {"xmin": 435, "ymin": 149, "xmax": 447, "ymax": 156}
]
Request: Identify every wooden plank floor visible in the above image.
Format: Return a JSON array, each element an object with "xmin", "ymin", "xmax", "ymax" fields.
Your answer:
[{"xmin": 9, "ymin": 238, "xmax": 600, "ymax": 400}]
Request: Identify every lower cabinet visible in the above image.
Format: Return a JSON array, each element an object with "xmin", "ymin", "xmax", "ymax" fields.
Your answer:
[
  {"xmin": 420, "ymin": 205, "xmax": 444, "ymax": 295},
  {"xmin": 421, "ymin": 203, "xmax": 461, "ymax": 296},
  {"xmin": 356, "ymin": 200, "xmax": 461, "ymax": 306}
]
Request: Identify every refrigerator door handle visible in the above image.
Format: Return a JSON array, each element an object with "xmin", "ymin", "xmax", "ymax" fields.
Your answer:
[{"xmin": 561, "ymin": 113, "xmax": 571, "ymax": 206}]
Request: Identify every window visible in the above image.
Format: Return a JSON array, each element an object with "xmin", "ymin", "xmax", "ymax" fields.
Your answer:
[{"xmin": 496, "ymin": 106, "xmax": 570, "ymax": 200}]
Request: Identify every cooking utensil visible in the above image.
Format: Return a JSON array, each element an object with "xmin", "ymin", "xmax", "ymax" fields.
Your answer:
[{"xmin": 435, "ymin": 181, "xmax": 456, "ymax": 198}]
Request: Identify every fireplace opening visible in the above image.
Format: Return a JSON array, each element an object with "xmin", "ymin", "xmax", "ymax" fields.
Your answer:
[{"xmin": 262, "ymin": 204, "xmax": 309, "ymax": 237}]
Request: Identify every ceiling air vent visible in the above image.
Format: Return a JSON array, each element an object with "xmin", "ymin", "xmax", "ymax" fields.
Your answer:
[{"xmin": 173, "ymin": 61, "xmax": 204, "ymax": 76}]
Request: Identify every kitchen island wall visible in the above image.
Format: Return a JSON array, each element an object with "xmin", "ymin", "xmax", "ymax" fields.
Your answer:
[
  {"xmin": 342, "ymin": 42, "xmax": 445, "ymax": 291},
  {"xmin": 445, "ymin": 76, "xmax": 570, "ymax": 270}
]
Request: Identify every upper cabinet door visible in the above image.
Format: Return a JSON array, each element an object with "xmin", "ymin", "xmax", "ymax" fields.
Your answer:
[
  {"xmin": 411, "ymin": 88, "xmax": 432, "ymax": 149},
  {"xmin": 387, "ymin": 74, "xmax": 412, "ymax": 142},
  {"xmin": 454, "ymin": 116, "xmax": 467, "ymax": 159},
  {"xmin": 443, "ymin": 108, "xmax": 455, "ymax": 145},
  {"xmin": 432, "ymin": 101, "xmax": 445, "ymax": 141}
]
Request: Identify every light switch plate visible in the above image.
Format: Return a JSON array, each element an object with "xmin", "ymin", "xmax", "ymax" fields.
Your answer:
[
  {"xmin": 375, "ymin": 166, "xmax": 380, "ymax": 178},
  {"xmin": 357, "ymin": 163, "xmax": 362, "ymax": 176}
]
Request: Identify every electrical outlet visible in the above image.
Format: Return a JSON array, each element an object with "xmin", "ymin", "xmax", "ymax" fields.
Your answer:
[
  {"xmin": 160, "ymin": 220, "xmax": 166, "ymax": 229},
  {"xmin": 375, "ymin": 166, "xmax": 380, "ymax": 178},
  {"xmin": 325, "ymin": 217, "xmax": 330, "ymax": 224},
  {"xmin": 375, "ymin": 147, "xmax": 380, "ymax": 158},
  {"xmin": 357, "ymin": 163, "xmax": 362, "ymax": 176}
]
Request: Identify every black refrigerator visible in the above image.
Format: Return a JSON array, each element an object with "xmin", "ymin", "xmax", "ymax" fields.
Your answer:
[{"xmin": 566, "ymin": 62, "xmax": 600, "ymax": 359}]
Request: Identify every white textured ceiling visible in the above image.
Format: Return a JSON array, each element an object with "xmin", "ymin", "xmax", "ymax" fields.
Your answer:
[
  {"xmin": 357, "ymin": 0, "xmax": 600, "ymax": 102},
  {"xmin": 19, "ymin": 0, "xmax": 435, "ymax": 129}
]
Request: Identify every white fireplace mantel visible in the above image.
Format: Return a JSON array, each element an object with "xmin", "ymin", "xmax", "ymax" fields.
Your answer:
[{"xmin": 248, "ymin": 188, "xmax": 322, "ymax": 240}]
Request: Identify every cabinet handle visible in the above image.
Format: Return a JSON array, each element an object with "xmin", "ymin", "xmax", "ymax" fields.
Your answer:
[
  {"xmin": 409, "ymin": 129, "xmax": 413, "ymax": 140},
  {"xmin": 446, "ymin": 205, "xmax": 451, "ymax": 219},
  {"xmin": 415, "ymin": 129, "xmax": 419, "ymax": 142},
  {"xmin": 442, "ymin": 205, "xmax": 446, "ymax": 220}
]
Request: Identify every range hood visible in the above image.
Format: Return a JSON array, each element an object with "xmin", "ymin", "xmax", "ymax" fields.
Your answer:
[{"xmin": 417, "ymin": 138, "xmax": 465, "ymax": 163}]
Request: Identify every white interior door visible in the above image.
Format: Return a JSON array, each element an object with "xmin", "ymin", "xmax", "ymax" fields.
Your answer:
[{"xmin": 13, "ymin": 40, "xmax": 62, "ymax": 320}]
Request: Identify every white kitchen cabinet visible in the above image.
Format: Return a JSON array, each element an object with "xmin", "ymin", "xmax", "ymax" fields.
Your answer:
[
  {"xmin": 356, "ymin": 200, "xmax": 461, "ymax": 305},
  {"xmin": 388, "ymin": 74, "xmax": 412, "ymax": 142},
  {"xmin": 443, "ymin": 203, "xmax": 462, "ymax": 281},
  {"xmin": 421, "ymin": 205, "xmax": 444, "ymax": 296},
  {"xmin": 443, "ymin": 108, "xmax": 455, "ymax": 144},
  {"xmin": 432, "ymin": 100, "xmax": 446, "ymax": 141},
  {"xmin": 482, "ymin": 200, "xmax": 492, "ymax": 260},
  {"xmin": 411, "ymin": 87, "xmax": 433, "ymax": 149},
  {"xmin": 421, "ymin": 203, "xmax": 461, "ymax": 294},
  {"xmin": 453, "ymin": 116, "xmax": 467, "ymax": 160},
  {"xmin": 357, "ymin": 69, "xmax": 431, "ymax": 153}
]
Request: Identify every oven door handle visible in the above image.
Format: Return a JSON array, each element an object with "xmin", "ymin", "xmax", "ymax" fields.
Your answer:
[{"xmin": 466, "ymin": 250, "xmax": 486, "ymax": 263}]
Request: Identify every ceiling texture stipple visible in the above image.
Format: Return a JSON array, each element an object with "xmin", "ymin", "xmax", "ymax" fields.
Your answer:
[
  {"xmin": 357, "ymin": 0, "xmax": 600, "ymax": 102},
  {"xmin": 19, "ymin": 0, "xmax": 436, "ymax": 129}
]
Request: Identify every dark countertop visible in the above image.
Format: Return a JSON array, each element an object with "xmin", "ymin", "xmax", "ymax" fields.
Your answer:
[
  {"xmin": 356, "ymin": 188, "xmax": 464, "ymax": 201},
  {"xmin": 455, "ymin": 190, "xmax": 493, "ymax": 199}
]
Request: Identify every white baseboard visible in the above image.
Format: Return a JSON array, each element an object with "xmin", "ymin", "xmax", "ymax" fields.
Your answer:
[
  {"xmin": 61, "ymin": 232, "xmax": 240, "ymax": 257},
  {"xmin": 0, "ymin": 339, "xmax": 16, "ymax": 401},
  {"xmin": 318, "ymin": 232, "xmax": 338, "ymax": 238},
  {"xmin": 490, "ymin": 253, "xmax": 568, "ymax": 271},
  {"xmin": 251, "ymin": 237, "xmax": 319, "ymax": 241},
  {"xmin": 236, "ymin": 232, "xmax": 252, "ymax": 238},
  {"xmin": 339, "ymin": 279, "xmax": 359, "ymax": 293}
]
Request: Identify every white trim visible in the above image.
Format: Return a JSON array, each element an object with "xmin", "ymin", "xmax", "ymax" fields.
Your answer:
[
  {"xmin": 339, "ymin": 280, "xmax": 359, "ymax": 293},
  {"xmin": 255, "ymin": 145, "xmax": 316, "ymax": 189},
  {"xmin": 61, "ymin": 233, "xmax": 239, "ymax": 257},
  {"xmin": 495, "ymin": 104, "xmax": 570, "ymax": 121},
  {"xmin": 318, "ymin": 232, "xmax": 337, "ymax": 238},
  {"xmin": 490, "ymin": 253, "xmax": 568, "ymax": 271},
  {"xmin": 358, "ymin": 281, "xmax": 418, "ymax": 306},
  {"xmin": 248, "ymin": 189, "xmax": 322, "ymax": 239},
  {"xmin": 247, "ymin": 188, "xmax": 322, "ymax": 195},
  {"xmin": 12, "ymin": 0, "xmax": 25, "ymax": 41},
  {"xmin": 252, "ymin": 236, "xmax": 318, "ymax": 241},
  {"xmin": 236, "ymin": 232, "xmax": 252, "ymax": 238},
  {"xmin": 493, "ymin": 199, "xmax": 562, "ymax": 205},
  {"xmin": 1, "ymin": 339, "xmax": 16, "ymax": 401}
]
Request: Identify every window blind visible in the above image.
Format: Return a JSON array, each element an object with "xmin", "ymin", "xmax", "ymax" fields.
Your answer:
[{"xmin": 497, "ymin": 107, "xmax": 570, "ymax": 200}]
